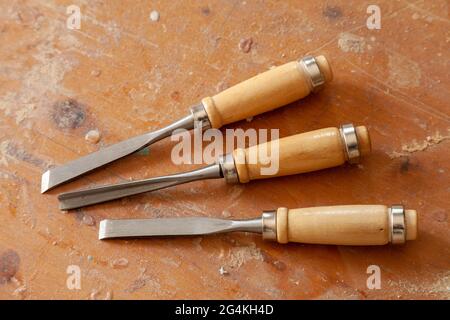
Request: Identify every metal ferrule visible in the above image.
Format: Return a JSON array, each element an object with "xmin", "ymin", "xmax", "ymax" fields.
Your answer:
[
  {"xmin": 190, "ymin": 103, "xmax": 212, "ymax": 130},
  {"xmin": 299, "ymin": 55, "xmax": 326, "ymax": 92},
  {"xmin": 339, "ymin": 123, "xmax": 361, "ymax": 164},
  {"xmin": 261, "ymin": 211, "xmax": 277, "ymax": 241},
  {"xmin": 389, "ymin": 205, "xmax": 406, "ymax": 244},
  {"xmin": 218, "ymin": 153, "xmax": 239, "ymax": 184}
]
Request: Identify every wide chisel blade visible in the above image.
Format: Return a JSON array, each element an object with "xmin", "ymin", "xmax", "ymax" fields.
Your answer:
[
  {"xmin": 41, "ymin": 132, "xmax": 155, "ymax": 193},
  {"xmin": 41, "ymin": 113, "xmax": 196, "ymax": 193},
  {"xmin": 99, "ymin": 217, "xmax": 236, "ymax": 239}
]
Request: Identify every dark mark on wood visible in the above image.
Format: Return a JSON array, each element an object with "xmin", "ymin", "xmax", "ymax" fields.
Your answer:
[
  {"xmin": 323, "ymin": 6, "xmax": 342, "ymax": 19},
  {"xmin": 357, "ymin": 289, "xmax": 368, "ymax": 298},
  {"xmin": 400, "ymin": 157, "xmax": 410, "ymax": 173},
  {"xmin": 6, "ymin": 142, "xmax": 46, "ymax": 168},
  {"xmin": 261, "ymin": 251, "xmax": 286, "ymax": 271},
  {"xmin": 201, "ymin": 7, "xmax": 210, "ymax": 16},
  {"xmin": 170, "ymin": 91, "xmax": 181, "ymax": 102},
  {"xmin": 52, "ymin": 99, "xmax": 86, "ymax": 129},
  {"xmin": 433, "ymin": 211, "xmax": 447, "ymax": 223},
  {"xmin": 0, "ymin": 249, "xmax": 20, "ymax": 285},
  {"xmin": 272, "ymin": 260, "xmax": 287, "ymax": 271}
]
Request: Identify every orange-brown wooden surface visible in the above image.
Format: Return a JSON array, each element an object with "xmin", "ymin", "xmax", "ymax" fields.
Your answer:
[{"xmin": 0, "ymin": 0, "xmax": 449, "ymax": 299}]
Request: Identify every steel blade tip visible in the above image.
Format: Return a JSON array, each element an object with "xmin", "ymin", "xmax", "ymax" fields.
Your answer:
[
  {"xmin": 41, "ymin": 170, "xmax": 51, "ymax": 193},
  {"xmin": 98, "ymin": 220, "xmax": 112, "ymax": 240}
]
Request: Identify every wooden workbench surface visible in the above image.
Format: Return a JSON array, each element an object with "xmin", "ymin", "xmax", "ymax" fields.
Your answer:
[{"xmin": 0, "ymin": 0, "xmax": 449, "ymax": 299}]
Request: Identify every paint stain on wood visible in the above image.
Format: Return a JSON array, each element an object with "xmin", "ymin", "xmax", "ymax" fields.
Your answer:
[
  {"xmin": 52, "ymin": 99, "xmax": 86, "ymax": 129},
  {"xmin": 226, "ymin": 243, "xmax": 263, "ymax": 269},
  {"xmin": 149, "ymin": 10, "xmax": 160, "ymax": 22},
  {"xmin": 126, "ymin": 268, "xmax": 161, "ymax": 293},
  {"xmin": 110, "ymin": 258, "xmax": 129, "ymax": 269},
  {"xmin": 0, "ymin": 250, "xmax": 20, "ymax": 285},
  {"xmin": 75, "ymin": 210, "xmax": 96, "ymax": 226},
  {"xmin": 239, "ymin": 38, "xmax": 254, "ymax": 53},
  {"xmin": 1, "ymin": 141, "xmax": 46, "ymax": 168},
  {"xmin": 90, "ymin": 70, "xmax": 102, "ymax": 77},
  {"xmin": 388, "ymin": 131, "xmax": 450, "ymax": 159},
  {"xmin": 388, "ymin": 52, "xmax": 422, "ymax": 88},
  {"xmin": 338, "ymin": 33, "xmax": 366, "ymax": 53},
  {"xmin": 90, "ymin": 288, "xmax": 113, "ymax": 300}
]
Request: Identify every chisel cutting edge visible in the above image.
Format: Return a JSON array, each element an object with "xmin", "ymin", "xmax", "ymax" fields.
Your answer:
[
  {"xmin": 58, "ymin": 124, "xmax": 371, "ymax": 210},
  {"xmin": 41, "ymin": 55, "xmax": 333, "ymax": 193},
  {"xmin": 99, "ymin": 205, "xmax": 418, "ymax": 246}
]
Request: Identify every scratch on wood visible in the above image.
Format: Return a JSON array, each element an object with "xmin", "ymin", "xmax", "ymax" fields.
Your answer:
[{"xmin": 345, "ymin": 59, "xmax": 450, "ymax": 123}]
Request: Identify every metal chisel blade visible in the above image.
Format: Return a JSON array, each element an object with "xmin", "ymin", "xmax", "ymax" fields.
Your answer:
[
  {"xmin": 41, "ymin": 113, "xmax": 196, "ymax": 193},
  {"xmin": 99, "ymin": 217, "xmax": 235, "ymax": 240},
  {"xmin": 58, "ymin": 178, "xmax": 184, "ymax": 210},
  {"xmin": 58, "ymin": 164, "xmax": 223, "ymax": 210},
  {"xmin": 41, "ymin": 132, "xmax": 155, "ymax": 193}
]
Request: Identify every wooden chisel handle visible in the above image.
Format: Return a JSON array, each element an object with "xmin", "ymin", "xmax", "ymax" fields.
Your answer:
[
  {"xmin": 201, "ymin": 55, "xmax": 332, "ymax": 128},
  {"xmin": 230, "ymin": 125, "xmax": 371, "ymax": 183},
  {"xmin": 269, "ymin": 205, "xmax": 417, "ymax": 245}
]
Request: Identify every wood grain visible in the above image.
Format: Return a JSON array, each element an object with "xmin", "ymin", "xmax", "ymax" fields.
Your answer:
[
  {"xmin": 202, "ymin": 55, "xmax": 332, "ymax": 128},
  {"xmin": 275, "ymin": 205, "xmax": 417, "ymax": 245},
  {"xmin": 232, "ymin": 126, "xmax": 371, "ymax": 183}
]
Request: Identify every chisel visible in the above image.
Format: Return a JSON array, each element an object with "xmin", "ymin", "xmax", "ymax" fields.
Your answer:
[
  {"xmin": 99, "ymin": 205, "xmax": 417, "ymax": 245},
  {"xmin": 58, "ymin": 123, "xmax": 371, "ymax": 210},
  {"xmin": 41, "ymin": 55, "xmax": 333, "ymax": 193}
]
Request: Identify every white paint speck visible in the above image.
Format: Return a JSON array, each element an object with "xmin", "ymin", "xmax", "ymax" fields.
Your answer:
[
  {"xmin": 91, "ymin": 69, "xmax": 101, "ymax": 77},
  {"xmin": 85, "ymin": 129, "xmax": 101, "ymax": 144},
  {"xmin": 150, "ymin": 10, "xmax": 160, "ymax": 22},
  {"xmin": 338, "ymin": 32, "xmax": 366, "ymax": 53},
  {"xmin": 82, "ymin": 214, "xmax": 96, "ymax": 226},
  {"xmin": 219, "ymin": 266, "xmax": 229, "ymax": 275},
  {"xmin": 111, "ymin": 258, "xmax": 129, "ymax": 269}
]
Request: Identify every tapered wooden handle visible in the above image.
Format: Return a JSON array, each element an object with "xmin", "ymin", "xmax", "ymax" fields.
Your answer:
[
  {"xmin": 232, "ymin": 125, "xmax": 371, "ymax": 183},
  {"xmin": 202, "ymin": 55, "xmax": 332, "ymax": 128},
  {"xmin": 275, "ymin": 205, "xmax": 417, "ymax": 245}
]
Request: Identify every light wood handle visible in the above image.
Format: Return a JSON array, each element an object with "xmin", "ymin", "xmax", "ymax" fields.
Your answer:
[
  {"xmin": 202, "ymin": 55, "xmax": 333, "ymax": 128},
  {"xmin": 232, "ymin": 126, "xmax": 371, "ymax": 183},
  {"xmin": 276, "ymin": 205, "xmax": 418, "ymax": 245}
]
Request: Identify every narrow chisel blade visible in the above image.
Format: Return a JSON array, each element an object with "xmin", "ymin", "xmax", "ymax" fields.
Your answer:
[
  {"xmin": 58, "ymin": 164, "xmax": 223, "ymax": 210},
  {"xmin": 99, "ymin": 217, "xmax": 235, "ymax": 239},
  {"xmin": 58, "ymin": 179, "xmax": 183, "ymax": 210}
]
